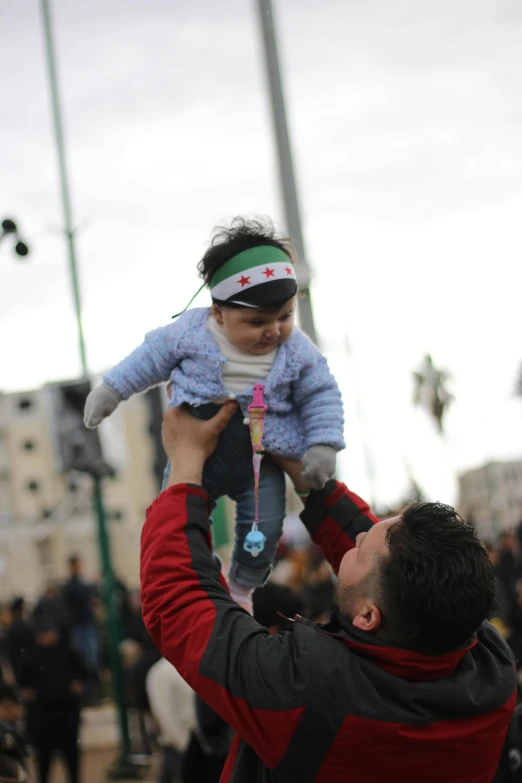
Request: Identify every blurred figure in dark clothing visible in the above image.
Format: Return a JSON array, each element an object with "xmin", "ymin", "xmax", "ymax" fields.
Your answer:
[
  {"xmin": 62, "ymin": 556, "xmax": 99, "ymax": 676},
  {"xmin": 33, "ymin": 583, "xmax": 69, "ymax": 643},
  {"xmin": 496, "ymin": 532, "xmax": 522, "ymax": 616},
  {"xmin": 252, "ymin": 582, "xmax": 304, "ymax": 634},
  {"xmin": 182, "ymin": 697, "xmax": 232, "ymax": 783},
  {"xmin": 18, "ymin": 617, "xmax": 87, "ymax": 783},
  {"xmin": 485, "ymin": 545, "xmax": 511, "ymax": 626},
  {"xmin": 300, "ymin": 556, "xmax": 336, "ymax": 624},
  {"xmin": 0, "ymin": 683, "xmax": 28, "ymax": 783},
  {"xmin": 5, "ymin": 598, "xmax": 33, "ymax": 686}
]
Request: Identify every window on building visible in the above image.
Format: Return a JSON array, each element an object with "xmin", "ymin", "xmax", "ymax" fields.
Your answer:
[
  {"xmin": 22, "ymin": 440, "xmax": 36, "ymax": 451},
  {"xmin": 109, "ymin": 509, "xmax": 125, "ymax": 522},
  {"xmin": 26, "ymin": 480, "xmax": 40, "ymax": 493},
  {"xmin": 36, "ymin": 536, "xmax": 55, "ymax": 581},
  {"xmin": 17, "ymin": 398, "xmax": 33, "ymax": 411},
  {"xmin": 41, "ymin": 508, "xmax": 53, "ymax": 519}
]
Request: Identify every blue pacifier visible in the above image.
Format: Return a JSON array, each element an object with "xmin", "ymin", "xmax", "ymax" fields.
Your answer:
[{"xmin": 243, "ymin": 528, "xmax": 267, "ymax": 558}]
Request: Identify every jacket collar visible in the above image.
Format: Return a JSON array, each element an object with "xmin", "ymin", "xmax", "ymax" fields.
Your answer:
[{"xmin": 295, "ymin": 612, "xmax": 477, "ymax": 682}]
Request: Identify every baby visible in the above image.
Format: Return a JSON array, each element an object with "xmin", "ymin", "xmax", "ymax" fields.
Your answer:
[{"xmin": 84, "ymin": 217, "xmax": 344, "ymax": 612}]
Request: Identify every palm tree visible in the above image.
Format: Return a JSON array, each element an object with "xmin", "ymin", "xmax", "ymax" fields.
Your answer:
[{"xmin": 413, "ymin": 354, "xmax": 453, "ymax": 434}]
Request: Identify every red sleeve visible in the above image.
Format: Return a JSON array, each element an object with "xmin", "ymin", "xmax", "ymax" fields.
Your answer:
[
  {"xmin": 140, "ymin": 485, "xmax": 317, "ymax": 769},
  {"xmin": 300, "ymin": 480, "xmax": 379, "ymax": 574}
]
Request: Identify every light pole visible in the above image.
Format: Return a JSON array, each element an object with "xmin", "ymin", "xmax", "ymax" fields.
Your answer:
[
  {"xmin": 255, "ymin": 0, "xmax": 318, "ymax": 344},
  {"xmin": 40, "ymin": 1, "xmax": 137, "ymax": 777}
]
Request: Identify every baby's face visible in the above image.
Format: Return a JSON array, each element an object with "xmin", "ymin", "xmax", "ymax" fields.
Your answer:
[{"xmin": 213, "ymin": 297, "xmax": 296, "ymax": 355}]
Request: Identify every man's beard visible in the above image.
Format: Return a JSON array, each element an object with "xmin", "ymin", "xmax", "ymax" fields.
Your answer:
[{"xmin": 334, "ymin": 573, "xmax": 377, "ymax": 621}]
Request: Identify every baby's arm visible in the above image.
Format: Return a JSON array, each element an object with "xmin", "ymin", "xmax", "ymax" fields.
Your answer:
[
  {"xmin": 84, "ymin": 322, "xmax": 182, "ymax": 428},
  {"xmin": 291, "ymin": 339, "xmax": 345, "ymax": 489}
]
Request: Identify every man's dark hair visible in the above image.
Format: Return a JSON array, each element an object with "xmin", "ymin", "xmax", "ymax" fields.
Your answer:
[
  {"xmin": 0, "ymin": 684, "xmax": 19, "ymax": 705},
  {"xmin": 379, "ymin": 502, "xmax": 495, "ymax": 656},
  {"xmin": 197, "ymin": 216, "xmax": 294, "ymax": 298}
]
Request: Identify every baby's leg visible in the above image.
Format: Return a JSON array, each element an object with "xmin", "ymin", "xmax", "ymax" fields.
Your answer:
[{"xmin": 228, "ymin": 457, "xmax": 286, "ymax": 613}]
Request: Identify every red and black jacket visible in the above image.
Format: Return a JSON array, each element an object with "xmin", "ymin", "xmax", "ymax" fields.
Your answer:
[{"xmin": 141, "ymin": 480, "xmax": 516, "ymax": 783}]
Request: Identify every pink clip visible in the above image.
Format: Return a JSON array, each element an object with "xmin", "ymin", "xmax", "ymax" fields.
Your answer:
[{"xmin": 248, "ymin": 384, "xmax": 267, "ymax": 413}]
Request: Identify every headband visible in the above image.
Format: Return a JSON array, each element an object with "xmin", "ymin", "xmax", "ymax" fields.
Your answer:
[{"xmin": 210, "ymin": 246, "xmax": 297, "ymax": 308}]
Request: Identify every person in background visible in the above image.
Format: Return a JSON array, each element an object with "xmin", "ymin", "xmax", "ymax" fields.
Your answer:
[
  {"xmin": 18, "ymin": 616, "xmax": 87, "ymax": 783},
  {"xmin": 0, "ymin": 683, "xmax": 28, "ymax": 783},
  {"xmin": 62, "ymin": 556, "xmax": 98, "ymax": 697},
  {"xmin": 300, "ymin": 554, "xmax": 336, "ymax": 624},
  {"xmin": 252, "ymin": 581, "xmax": 303, "ymax": 634},
  {"xmin": 4, "ymin": 598, "xmax": 33, "ymax": 686},
  {"xmin": 33, "ymin": 583, "xmax": 68, "ymax": 642},
  {"xmin": 146, "ymin": 658, "xmax": 196, "ymax": 783}
]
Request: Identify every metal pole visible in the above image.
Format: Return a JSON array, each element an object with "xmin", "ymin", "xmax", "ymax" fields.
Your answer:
[
  {"xmin": 93, "ymin": 475, "xmax": 133, "ymax": 763},
  {"xmin": 41, "ymin": 0, "xmax": 88, "ymax": 376},
  {"xmin": 256, "ymin": 0, "xmax": 318, "ymax": 344},
  {"xmin": 40, "ymin": 2, "xmax": 137, "ymax": 775}
]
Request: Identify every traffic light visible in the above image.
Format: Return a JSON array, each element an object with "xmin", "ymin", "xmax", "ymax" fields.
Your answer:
[{"xmin": 44, "ymin": 379, "xmax": 113, "ymax": 476}]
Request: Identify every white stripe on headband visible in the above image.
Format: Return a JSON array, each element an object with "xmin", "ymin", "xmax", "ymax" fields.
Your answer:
[{"xmin": 210, "ymin": 261, "xmax": 296, "ymax": 302}]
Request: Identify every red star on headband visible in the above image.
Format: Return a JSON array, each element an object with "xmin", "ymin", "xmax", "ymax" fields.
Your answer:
[
  {"xmin": 238, "ymin": 275, "xmax": 251, "ymax": 287},
  {"xmin": 263, "ymin": 267, "xmax": 275, "ymax": 278},
  {"xmin": 284, "ymin": 266, "xmax": 293, "ymax": 276}
]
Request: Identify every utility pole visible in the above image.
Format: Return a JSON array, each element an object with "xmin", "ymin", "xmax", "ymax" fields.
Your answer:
[
  {"xmin": 40, "ymin": 2, "xmax": 138, "ymax": 777},
  {"xmin": 256, "ymin": 0, "xmax": 318, "ymax": 344}
]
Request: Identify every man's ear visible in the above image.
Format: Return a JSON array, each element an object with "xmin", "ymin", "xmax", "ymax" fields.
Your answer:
[
  {"xmin": 352, "ymin": 602, "xmax": 382, "ymax": 633},
  {"xmin": 211, "ymin": 303, "xmax": 224, "ymax": 324}
]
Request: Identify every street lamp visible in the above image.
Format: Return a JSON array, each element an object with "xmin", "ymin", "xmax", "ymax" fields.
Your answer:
[
  {"xmin": 40, "ymin": 1, "xmax": 138, "ymax": 777},
  {"xmin": 0, "ymin": 218, "xmax": 30, "ymax": 258}
]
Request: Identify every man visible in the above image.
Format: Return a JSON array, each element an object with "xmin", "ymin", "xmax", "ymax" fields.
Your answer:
[
  {"xmin": 4, "ymin": 598, "xmax": 33, "ymax": 685},
  {"xmin": 62, "ymin": 556, "xmax": 98, "ymax": 675},
  {"xmin": 18, "ymin": 616, "xmax": 87, "ymax": 783},
  {"xmin": 141, "ymin": 404, "xmax": 517, "ymax": 783}
]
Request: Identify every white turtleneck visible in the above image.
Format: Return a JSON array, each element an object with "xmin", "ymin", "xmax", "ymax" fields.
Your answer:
[{"xmin": 207, "ymin": 316, "xmax": 277, "ymax": 394}]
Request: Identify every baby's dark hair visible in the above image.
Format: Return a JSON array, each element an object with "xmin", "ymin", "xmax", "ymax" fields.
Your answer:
[{"xmin": 197, "ymin": 216, "xmax": 295, "ymax": 290}]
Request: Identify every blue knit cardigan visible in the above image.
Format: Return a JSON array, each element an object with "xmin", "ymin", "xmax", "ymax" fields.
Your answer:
[{"xmin": 104, "ymin": 308, "xmax": 345, "ymax": 459}]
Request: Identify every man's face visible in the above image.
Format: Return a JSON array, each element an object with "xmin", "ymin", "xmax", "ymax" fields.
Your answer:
[{"xmin": 336, "ymin": 517, "xmax": 399, "ymax": 630}]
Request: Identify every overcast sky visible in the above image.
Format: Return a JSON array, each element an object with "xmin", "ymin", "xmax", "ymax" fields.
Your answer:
[{"xmin": 1, "ymin": 0, "xmax": 521, "ymax": 507}]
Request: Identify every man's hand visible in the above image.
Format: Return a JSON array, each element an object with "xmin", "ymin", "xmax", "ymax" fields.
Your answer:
[{"xmin": 162, "ymin": 402, "xmax": 237, "ymax": 487}]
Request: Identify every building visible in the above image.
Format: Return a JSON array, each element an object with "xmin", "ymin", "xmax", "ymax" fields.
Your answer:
[
  {"xmin": 0, "ymin": 384, "xmax": 164, "ymax": 599},
  {"xmin": 458, "ymin": 460, "xmax": 522, "ymax": 542}
]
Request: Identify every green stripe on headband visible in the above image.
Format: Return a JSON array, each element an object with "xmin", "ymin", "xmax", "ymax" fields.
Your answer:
[{"xmin": 209, "ymin": 246, "xmax": 290, "ymax": 290}]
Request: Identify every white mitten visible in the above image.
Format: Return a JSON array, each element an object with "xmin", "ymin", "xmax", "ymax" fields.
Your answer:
[
  {"xmin": 84, "ymin": 383, "xmax": 122, "ymax": 429},
  {"xmin": 301, "ymin": 445, "xmax": 336, "ymax": 490}
]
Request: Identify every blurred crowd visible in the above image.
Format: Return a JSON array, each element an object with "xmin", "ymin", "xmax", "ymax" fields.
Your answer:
[
  {"xmin": 1, "ymin": 516, "xmax": 520, "ymax": 783},
  {"xmin": 0, "ymin": 536, "xmax": 336, "ymax": 783},
  {"xmin": 485, "ymin": 525, "xmax": 522, "ymax": 670}
]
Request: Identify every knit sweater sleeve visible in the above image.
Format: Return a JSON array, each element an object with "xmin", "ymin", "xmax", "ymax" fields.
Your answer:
[
  {"xmin": 103, "ymin": 319, "xmax": 185, "ymax": 400},
  {"xmin": 291, "ymin": 334, "xmax": 345, "ymax": 451}
]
